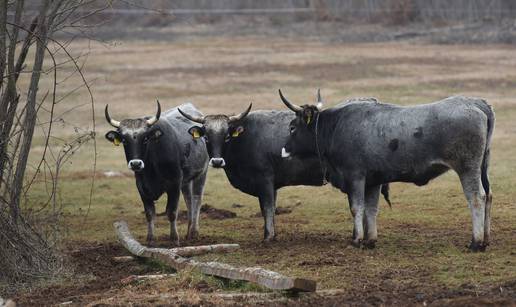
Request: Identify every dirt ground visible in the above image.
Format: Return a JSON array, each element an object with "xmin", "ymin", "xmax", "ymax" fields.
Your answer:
[
  {"xmin": 15, "ymin": 239, "xmax": 516, "ymax": 306},
  {"xmin": 8, "ymin": 27, "xmax": 516, "ymax": 306}
]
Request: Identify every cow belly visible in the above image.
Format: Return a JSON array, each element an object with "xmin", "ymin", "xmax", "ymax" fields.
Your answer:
[{"xmin": 367, "ymin": 163, "xmax": 450, "ymax": 186}]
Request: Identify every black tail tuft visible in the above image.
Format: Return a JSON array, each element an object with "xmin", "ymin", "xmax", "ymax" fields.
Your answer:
[{"xmin": 381, "ymin": 184, "xmax": 392, "ymax": 208}]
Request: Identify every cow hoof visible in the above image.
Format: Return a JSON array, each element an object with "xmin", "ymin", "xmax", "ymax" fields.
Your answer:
[
  {"xmin": 351, "ymin": 239, "xmax": 362, "ymax": 248},
  {"xmin": 186, "ymin": 231, "xmax": 199, "ymax": 241},
  {"xmin": 262, "ymin": 237, "xmax": 277, "ymax": 244},
  {"xmin": 170, "ymin": 238, "xmax": 180, "ymax": 247},
  {"xmin": 363, "ymin": 240, "xmax": 376, "ymax": 249},
  {"xmin": 468, "ymin": 241, "xmax": 487, "ymax": 252}
]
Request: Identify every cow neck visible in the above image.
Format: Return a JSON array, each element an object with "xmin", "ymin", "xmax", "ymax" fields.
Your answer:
[{"xmin": 314, "ymin": 111, "xmax": 328, "ymax": 185}]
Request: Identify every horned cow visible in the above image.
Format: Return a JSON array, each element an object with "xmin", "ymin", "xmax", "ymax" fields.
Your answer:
[
  {"xmin": 105, "ymin": 102, "xmax": 209, "ymax": 245},
  {"xmin": 279, "ymin": 90, "xmax": 494, "ymax": 251},
  {"xmin": 178, "ymin": 93, "xmax": 390, "ymax": 242}
]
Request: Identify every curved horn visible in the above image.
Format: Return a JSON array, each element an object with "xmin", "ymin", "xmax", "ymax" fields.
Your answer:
[
  {"xmin": 146, "ymin": 100, "xmax": 161, "ymax": 126},
  {"xmin": 316, "ymin": 88, "xmax": 323, "ymax": 110},
  {"xmin": 105, "ymin": 105, "xmax": 120, "ymax": 128},
  {"xmin": 229, "ymin": 103, "xmax": 253, "ymax": 123},
  {"xmin": 278, "ymin": 89, "xmax": 302, "ymax": 113},
  {"xmin": 178, "ymin": 107, "xmax": 205, "ymax": 124}
]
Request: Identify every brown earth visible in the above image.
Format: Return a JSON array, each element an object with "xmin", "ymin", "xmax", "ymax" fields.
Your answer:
[{"xmin": 14, "ymin": 242, "xmax": 516, "ymax": 306}]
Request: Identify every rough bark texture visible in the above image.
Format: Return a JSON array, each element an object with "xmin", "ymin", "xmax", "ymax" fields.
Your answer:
[
  {"xmin": 114, "ymin": 221, "xmax": 316, "ymax": 292},
  {"xmin": 9, "ymin": 0, "xmax": 50, "ymax": 222}
]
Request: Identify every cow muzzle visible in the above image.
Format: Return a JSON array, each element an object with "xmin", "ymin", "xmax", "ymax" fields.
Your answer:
[
  {"xmin": 128, "ymin": 159, "xmax": 145, "ymax": 171},
  {"xmin": 209, "ymin": 158, "xmax": 226, "ymax": 168},
  {"xmin": 281, "ymin": 147, "xmax": 291, "ymax": 158}
]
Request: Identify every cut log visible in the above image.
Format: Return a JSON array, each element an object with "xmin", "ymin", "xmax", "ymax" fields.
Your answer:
[
  {"xmin": 170, "ymin": 244, "xmax": 239, "ymax": 257},
  {"xmin": 121, "ymin": 274, "xmax": 176, "ymax": 284},
  {"xmin": 0, "ymin": 297, "xmax": 16, "ymax": 307},
  {"xmin": 112, "ymin": 256, "xmax": 136, "ymax": 263},
  {"xmin": 114, "ymin": 220, "xmax": 316, "ymax": 292}
]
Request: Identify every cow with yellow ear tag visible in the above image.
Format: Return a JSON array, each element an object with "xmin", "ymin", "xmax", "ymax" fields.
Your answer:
[
  {"xmin": 104, "ymin": 101, "xmax": 209, "ymax": 246},
  {"xmin": 178, "ymin": 91, "xmax": 391, "ymax": 243}
]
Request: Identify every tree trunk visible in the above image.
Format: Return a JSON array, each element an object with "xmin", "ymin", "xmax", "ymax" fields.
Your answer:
[
  {"xmin": 0, "ymin": 0, "xmax": 25, "ymax": 190},
  {"xmin": 0, "ymin": 0, "xmax": 6, "ymax": 92},
  {"xmin": 9, "ymin": 0, "xmax": 50, "ymax": 222}
]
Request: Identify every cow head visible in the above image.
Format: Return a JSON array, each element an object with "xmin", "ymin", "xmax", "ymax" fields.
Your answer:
[
  {"xmin": 104, "ymin": 101, "xmax": 163, "ymax": 172},
  {"xmin": 178, "ymin": 103, "xmax": 252, "ymax": 168},
  {"xmin": 279, "ymin": 89, "xmax": 323, "ymax": 159}
]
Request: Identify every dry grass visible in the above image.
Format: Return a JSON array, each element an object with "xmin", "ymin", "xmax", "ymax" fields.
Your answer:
[{"xmin": 14, "ymin": 37, "xmax": 516, "ymax": 305}]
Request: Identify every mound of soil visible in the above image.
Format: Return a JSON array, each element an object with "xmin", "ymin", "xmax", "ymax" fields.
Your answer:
[
  {"xmin": 177, "ymin": 204, "xmax": 236, "ymax": 221},
  {"xmin": 13, "ymin": 243, "xmax": 159, "ymax": 306},
  {"xmin": 251, "ymin": 206, "xmax": 294, "ymax": 218}
]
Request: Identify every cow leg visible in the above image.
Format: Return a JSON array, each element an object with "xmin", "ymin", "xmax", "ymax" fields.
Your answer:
[
  {"xmin": 459, "ymin": 170, "xmax": 486, "ymax": 252},
  {"xmin": 259, "ymin": 186, "xmax": 276, "ymax": 242},
  {"xmin": 189, "ymin": 171, "xmax": 207, "ymax": 240},
  {"xmin": 484, "ymin": 192, "xmax": 493, "ymax": 246},
  {"xmin": 363, "ymin": 185, "xmax": 381, "ymax": 249},
  {"xmin": 347, "ymin": 179, "xmax": 366, "ymax": 248},
  {"xmin": 166, "ymin": 188, "xmax": 181, "ymax": 246},
  {"xmin": 142, "ymin": 198, "xmax": 156, "ymax": 244},
  {"xmin": 181, "ymin": 181, "xmax": 195, "ymax": 240}
]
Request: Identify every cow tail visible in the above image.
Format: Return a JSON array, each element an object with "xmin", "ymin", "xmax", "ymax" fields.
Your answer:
[
  {"xmin": 479, "ymin": 100, "xmax": 494, "ymax": 197},
  {"xmin": 381, "ymin": 184, "xmax": 392, "ymax": 208}
]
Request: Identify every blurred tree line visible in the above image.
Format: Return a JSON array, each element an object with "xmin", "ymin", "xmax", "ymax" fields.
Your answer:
[{"xmin": 97, "ymin": 0, "xmax": 516, "ymax": 23}]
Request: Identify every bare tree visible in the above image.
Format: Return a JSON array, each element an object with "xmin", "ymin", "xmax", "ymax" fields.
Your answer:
[{"xmin": 0, "ymin": 0, "xmax": 102, "ymax": 290}]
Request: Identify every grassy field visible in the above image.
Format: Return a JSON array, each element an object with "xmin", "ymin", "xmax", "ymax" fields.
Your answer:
[{"xmin": 13, "ymin": 36, "xmax": 516, "ymax": 305}]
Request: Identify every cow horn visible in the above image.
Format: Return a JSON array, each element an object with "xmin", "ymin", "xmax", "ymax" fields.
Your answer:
[
  {"xmin": 178, "ymin": 107, "xmax": 205, "ymax": 124},
  {"xmin": 105, "ymin": 105, "xmax": 120, "ymax": 128},
  {"xmin": 146, "ymin": 100, "xmax": 161, "ymax": 126},
  {"xmin": 278, "ymin": 89, "xmax": 302, "ymax": 113},
  {"xmin": 316, "ymin": 88, "xmax": 323, "ymax": 110},
  {"xmin": 229, "ymin": 103, "xmax": 252, "ymax": 123}
]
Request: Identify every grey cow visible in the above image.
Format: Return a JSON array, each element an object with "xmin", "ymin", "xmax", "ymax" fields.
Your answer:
[
  {"xmin": 178, "ymin": 95, "xmax": 391, "ymax": 242},
  {"xmin": 105, "ymin": 102, "xmax": 209, "ymax": 245},
  {"xmin": 279, "ymin": 91, "xmax": 494, "ymax": 251}
]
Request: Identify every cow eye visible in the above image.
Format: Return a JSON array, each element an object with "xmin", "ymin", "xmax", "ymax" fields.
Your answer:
[
  {"xmin": 203, "ymin": 135, "xmax": 209, "ymax": 143},
  {"xmin": 225, "ymin": 134, "xmax": 231, "ymax": 143},
  {"xmin": 290, "ymin": 126, "xmax": 296, "ymax": 134}
]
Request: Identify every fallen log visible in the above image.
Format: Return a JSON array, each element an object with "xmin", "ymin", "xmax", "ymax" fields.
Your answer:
[
  {"xmin": 121, "ymin": 274, "xmax": 177, "ymax": 284},
  {"xmin": 114, "ymin": 220, "xmax": 316, "ymax": 292},
  {"xmin": 0, "ymin": 297, "xmax": 15, "ymax": 307},
  {"xmin": 112, "ymin": 256, "xmax": 136, "ymax": 263}
]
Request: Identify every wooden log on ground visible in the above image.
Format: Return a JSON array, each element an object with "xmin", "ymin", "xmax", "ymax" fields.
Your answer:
[
  {"xmin": 121, "ymin": 274, "xmax": 176, "ymax": 284},
  {"xmin": 170, "ymin": 244, "xmax": 239, "ymax": 257},
  {"xmin": 0, "ymin": 297, "xmax": 16, "ymax": 307},
  {"xmin": 114, "ymin": 220, "xmax": 316, "ymax": 292},
  {"xmin": 112, "ymin": 256, "xmax": 136, "ymax": 263}
]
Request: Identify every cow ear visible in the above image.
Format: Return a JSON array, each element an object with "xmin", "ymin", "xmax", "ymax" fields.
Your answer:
[
  {"xmin": 151, "ymin": 128, "xmax": 163, "ymax": 140},
  {"xmin": 231, "ymin": 126, "xmax": 244, "ymax": 138},
  {"xmin": 303, "ymin": 108, "xmax": 314, "ymax": 125},
  {"xmin": 105, "ymin": 131, "xmax": 122, "ymax": 146},
  {"xmin": 188, "ymin": 126, "xmax": 205, "ymax": 139}
]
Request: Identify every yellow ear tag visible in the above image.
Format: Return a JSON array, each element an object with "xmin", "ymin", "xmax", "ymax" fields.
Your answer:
[
  {"xmin": 306, "ymin": 115, "xmax": 312, "ymax": 125},
  {"xmin": 113, "ymin": 137, "xmax": 121, "ymax": 146},
  {"xmin": 192, "ymin": 130, "xmax": 201, "ymax": 139},
  {"xmin": 232, "ymin": 130, "xmax": 240, "ymax": 137}
]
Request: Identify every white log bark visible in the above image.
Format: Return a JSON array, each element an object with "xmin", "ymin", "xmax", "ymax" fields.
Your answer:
[
  {"xmin": 0, "ymin": 297, "xmax": 16, "ymax": 307},
  {"xmin": 114, "ymin": 220, "xmax": 316, "ymax": 292},
  {"xmin": 111, "ymin": 256, "xmax": 136, "ymax": 263}
]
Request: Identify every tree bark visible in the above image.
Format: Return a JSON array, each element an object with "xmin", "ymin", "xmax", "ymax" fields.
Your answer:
[
  {"xmin": 0, "ymin": 0, "xmax": 7, "ymax": 91},
  {"xmin": 9, "ymin": 0, "xmax": 50, "ymax": 222},
  {"xmin": 0, "ymin": 0, "xmax": 25, "ymax": 190},
  {"xmin": 114, "ymin": 221, "xmax": 316, "ymax": 292}
]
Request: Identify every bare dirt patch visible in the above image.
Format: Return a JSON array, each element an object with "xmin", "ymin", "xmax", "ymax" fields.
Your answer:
[
  {"xmin": 177, "ymin": 204, "xmax": 237, "ymax": 221},
  {"xmin": 15, "ymin": 241, "xmax": 515, "ymax": 306}
]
